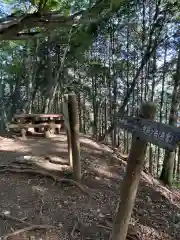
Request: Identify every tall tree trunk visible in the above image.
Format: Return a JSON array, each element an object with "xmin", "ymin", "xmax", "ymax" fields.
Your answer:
[
  {"xmin": 160, "ymin": 49, "xmax": 180, "ymax": 186},
  {"xmin": 100, "ymin": 0, "xmax": 166, "ymax": 141},
  {"xmin": 26, "ymin": 39, "xmax": 39, "ymax": 113},
  {"xmin": 44, "ymin": 29, "xmax": 72, "ymax": 113},
  {"xmin": 157, "ymin": 38, "xmax": 168, "ymax": 175},
  {"xmin": 140, "ymin": 0, "xmax": 146, "ymax": 101},
  {"xmin": 177, "ymin": 147, "xmax": 180, "ymax": 181},
  {"xmin": 148, "ymin": 43, "xmax": 157, "ymax": 175},
  {"xmin": 43, "ymin": 38, "xmax": 54, "ymax": 113},
  {"xmin": 11, "ymin": 77, "xmax": 21, "ymax": 116}
]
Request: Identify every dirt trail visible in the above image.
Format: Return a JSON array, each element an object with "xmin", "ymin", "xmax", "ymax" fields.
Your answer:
[{"xmin": 0, "ymin": 133, "xmax": 179, "ymax": 239}]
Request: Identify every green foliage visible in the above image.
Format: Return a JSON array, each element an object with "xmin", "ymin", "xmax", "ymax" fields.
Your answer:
[
  {"xmin": 29, "ymin": 0, "xmax": 59, "ymax": 12},
  {"xmin": 173, "ymin": 179, "xmax": 180, "ymax": 188},
  {"xmin": 110, "ymin": 0, "xmax": 123, "ymax": 12},
  {"xmin": 69, "ymin": 22, "xmax": 99, "ymax": 58}
]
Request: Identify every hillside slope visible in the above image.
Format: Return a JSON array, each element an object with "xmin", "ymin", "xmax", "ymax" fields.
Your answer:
[{"xmin": 0, "ymin": 133, "xmax": 179, "ymax": 239}]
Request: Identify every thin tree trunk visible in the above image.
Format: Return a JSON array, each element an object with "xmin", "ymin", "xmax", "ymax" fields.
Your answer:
[
  {"xmin": 160, "ymin": 49, "xmax": 180, "ymax": 186},
  {"xmin": 100, "ymin": 8, "xmax": 165, "ymax": 141}
]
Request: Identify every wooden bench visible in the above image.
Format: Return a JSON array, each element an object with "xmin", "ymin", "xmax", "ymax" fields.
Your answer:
[{"xmin": 9, "ymin": 113, "xmax": 64, "ymax": 138}]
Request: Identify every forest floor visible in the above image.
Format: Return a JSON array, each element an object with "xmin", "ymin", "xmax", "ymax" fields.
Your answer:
[{"xmin": 0, "ymin": 132, "xmax": 179, "ymax": 240}]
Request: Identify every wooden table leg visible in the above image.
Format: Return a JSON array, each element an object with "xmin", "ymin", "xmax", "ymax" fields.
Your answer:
[
  {"xmin": 44, "ymin": 127, "xmax": 51, "ymax": 138},
  {"xmin": 55, "ymin": 125, "xmax": 61, "ymax": 134},
  {"xmin": 20, "ymin": 128, "xmax": 27, "ymax": 139}
]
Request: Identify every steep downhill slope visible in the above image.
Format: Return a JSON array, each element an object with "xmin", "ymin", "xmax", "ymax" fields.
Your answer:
[{"xmin": 0, "ymin": 133, "xmax": 179, "ymax": 239}]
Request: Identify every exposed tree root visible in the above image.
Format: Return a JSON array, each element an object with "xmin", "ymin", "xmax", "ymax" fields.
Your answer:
[
  {"xmin": 0, "ymin": 164, "xmax": 35, "ymax": 170},
  {"xmin": 0, "ymin": 166, "xmax": 91, "ymax": 200},
  {"xmin": 1, "ymin": 224, "xmax": 58, "ymax": 240},
  {"xmin": 0, "ymin": 213, "xmax": 58, "ymax": 239},
  {"xmin": 44, "ymin": 156, "xmax": 69, "ymax": 165},
  {"xmin": 0, "ymin": 212, "xmax": 31, "ymax": 226}
]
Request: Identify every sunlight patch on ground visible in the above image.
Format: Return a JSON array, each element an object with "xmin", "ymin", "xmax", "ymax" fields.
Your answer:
[
  {"xmin": 52, "ymin": 135, "xmax": 67, "ymax": 141},
  {"xmin": 54, "ymin": 142, "xmax": 68, "ymax": 149},
  {"xmin": 32, "ymin": 185, "xmax": 47, "ymax": 195},
  {"xmin": 80, "ymin": 138, "xmax": 101, "ymax": 149},
  {"xmin": 16, "ymin": 155, "xmax": 69, "ymax": 171},
  {"xmin": 0, "ymin": 141, "xmax": 31, "ymax": 152},
  {"xmin": 138, "ymin": 224, "xmax": 171, "ymax": 239},
  {"xmin": 80, "ymin": 137, "xmax": 113, "ymax": 153},
  {"xmin": 93, "ymin": 163, "xmax": 124, "ymax": 181},
  {"xmin": 95, "ymin": 165, "xmax": 113, "ymax": 178},
  {"xmin": 35, "ymin": 161, "xmax": 69, "ymax": 171}
]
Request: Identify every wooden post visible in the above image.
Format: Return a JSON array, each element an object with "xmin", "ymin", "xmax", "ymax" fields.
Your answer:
[
  {"xmin": 68, "ymin": 93, "xmax": 81, "ymax": 182},
  {"xmin": 63, "ymin": 95, "xmax": 73, "ymax": 167},
  {"xmin": 110, "ymin": 102, "xmax": 156, "ymax": 240}
]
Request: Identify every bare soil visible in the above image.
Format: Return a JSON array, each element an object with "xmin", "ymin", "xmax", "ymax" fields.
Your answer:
[{"xmin": 0, "ymin": 132, "xmax": 179, "ymax": 240}]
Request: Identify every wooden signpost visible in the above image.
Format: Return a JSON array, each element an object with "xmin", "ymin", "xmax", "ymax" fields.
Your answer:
[
  {"xmin": 111, "ymin": 102, "xmax": 180, "ymax": 240},
  {"xmin": 111, "ymin": 102, "xmax": 157, "ymax": 240}
]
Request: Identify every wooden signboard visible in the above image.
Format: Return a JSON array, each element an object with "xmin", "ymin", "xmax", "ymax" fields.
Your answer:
[
  {"xmin": 137, "ymin": 119, "xmax": 180, "ymax": 151},
  {"xmin": 118, "ymin": 116, "xmax": 180, "ymax": 151}
]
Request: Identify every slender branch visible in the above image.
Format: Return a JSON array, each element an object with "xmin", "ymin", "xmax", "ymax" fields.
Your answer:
[{"xmin": 99, "ymin": 6, "xmax": 169, "ymax": 141}]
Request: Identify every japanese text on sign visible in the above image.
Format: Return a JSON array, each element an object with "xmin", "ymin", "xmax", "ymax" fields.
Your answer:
[{"xmin": 142, "ymin": 125, "xmax": 174, "ymax": 143}]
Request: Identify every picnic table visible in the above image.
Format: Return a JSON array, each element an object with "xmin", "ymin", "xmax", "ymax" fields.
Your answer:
[{"xmin": 9, "ymin": 113, "xmax": 64, "ymax": 138}]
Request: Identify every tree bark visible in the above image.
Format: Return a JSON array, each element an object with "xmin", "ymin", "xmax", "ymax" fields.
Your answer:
[
  {"xmin": 160, "ymin": 48, "xmax": 180, "ymax": 186},
  {"xmin": 110, "ymin": 102, "xmax": 156, "ymax": 240},
  {"xmin": 99, "ymin": 2, "xmax": 166, "ymax": 141},
  {"xmin": 68, "ymin": 94, "xmax": 81, "ymax": 182}
]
